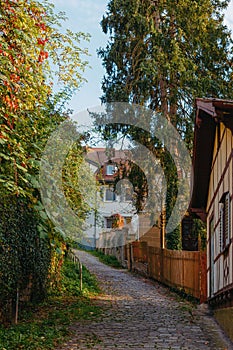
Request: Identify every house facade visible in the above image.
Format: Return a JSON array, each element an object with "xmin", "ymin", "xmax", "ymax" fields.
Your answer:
[
  {"xmin": 191, "ymin": 99, "xmax": 233, "ymax": 333},
  {"xmin": 81, "ymin": 148, "xmax": 138, "ymax": 249}
]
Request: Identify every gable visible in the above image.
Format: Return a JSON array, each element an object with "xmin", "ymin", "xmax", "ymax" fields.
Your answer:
[{"xmin": 190, "ymin": 98, "xmax": 233, "ymax": 217}]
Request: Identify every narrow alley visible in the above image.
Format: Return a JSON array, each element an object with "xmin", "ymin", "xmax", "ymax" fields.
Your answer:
[{"xmin": 58, "ymin": 250, "xmax": 233, "ymax": 350}]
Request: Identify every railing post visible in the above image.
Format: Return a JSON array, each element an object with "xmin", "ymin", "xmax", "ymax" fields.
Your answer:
[
  {"xmin": 80, "ymin": 262, "xmax": 83, "ymax": 292},
  {"xmin": 14, "ymin": 286, "xmax": 19, "ymax": 325},
  {"xmin": 68, "ymin": 250, "xmax": 83, "ymax": 293}
]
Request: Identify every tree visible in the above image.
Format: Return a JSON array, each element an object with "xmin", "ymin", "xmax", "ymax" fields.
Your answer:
[
  {"xmin": 0, "ymin": 0, "xmax": 90, "ymax": 323},
  {"xmin": 0, "ymin": 0, "xmax": 91, "ymax": 264},
  {"xmin": 99, "ymin": 0, "xmax": 232, "ymax": 129},
  {"xmin": 0, "ymin": 0, "xmax": 89, "ymax": 198},
  {"xmin": 62, "ymin": 142, "xmax": 100, "ymax": 239},
  {"xmin": 97, "ymin": 0, "xmax": 233, "ymax": 248}
]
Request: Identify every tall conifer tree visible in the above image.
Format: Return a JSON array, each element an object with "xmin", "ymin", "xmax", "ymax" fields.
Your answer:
[{"xmin": 98, "ymin": 0, "xmax": 233, "ymax": 249}]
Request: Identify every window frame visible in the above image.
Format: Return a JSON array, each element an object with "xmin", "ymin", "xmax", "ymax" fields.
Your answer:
[
  {"xmin": 219, "ymin": 192, "xmax": 231, "ymax": 251},
  {"xmin": 105, "ymin": 217, "xmax": 114, "ymax": 228},
  {"xmin": 106, "ymin": 164, "xmax": 116, "ymax": 176},
  {"xmin": 104, "ymin": 187, "xmax": 116, "ymax": 202}
]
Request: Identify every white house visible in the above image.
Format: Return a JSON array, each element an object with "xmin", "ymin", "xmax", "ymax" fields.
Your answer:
[{"xmin": 81, "ymin": 148, "xmax": 138, "ymax": 249}]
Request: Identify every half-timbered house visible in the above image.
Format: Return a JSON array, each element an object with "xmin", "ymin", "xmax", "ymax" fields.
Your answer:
[{"xmin": 190, "ymin": 98, "xmax": 233, "ymax": 340}]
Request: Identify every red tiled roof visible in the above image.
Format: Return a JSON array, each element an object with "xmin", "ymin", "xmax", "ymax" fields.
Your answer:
[{"xmin": 86, "ymin": 148, "xmax": 130, "ymax": 167}]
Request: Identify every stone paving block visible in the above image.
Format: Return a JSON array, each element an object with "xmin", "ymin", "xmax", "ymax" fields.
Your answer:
[{"xmin": 57, "ymin": 250, "xmax": 233, "ymax": 350}]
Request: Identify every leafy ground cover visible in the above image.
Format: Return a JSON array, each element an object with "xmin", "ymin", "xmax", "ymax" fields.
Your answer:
[
  {"xmin": 0, "ymin": 258, "xmax": 101, "ymax": 350},
  {"xmin": 89, "ymin": 250, "xmax": 123, "ymax": 269}
]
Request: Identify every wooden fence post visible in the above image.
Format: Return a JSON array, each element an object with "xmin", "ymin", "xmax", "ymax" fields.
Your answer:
[
  {"xmin": 199, "ymin": 252, "xmax": 207, "ymax": 303},
  {"xmin": 69, "ymin": 250, "xmax": 83, "ymax": 293},
  {"xmin": 130, "ymin": 243, "xmax": 133, "ymax": 271},
  {"xmin": 161, "ymin": 247, "xmax": 164, "ymax": 284}
]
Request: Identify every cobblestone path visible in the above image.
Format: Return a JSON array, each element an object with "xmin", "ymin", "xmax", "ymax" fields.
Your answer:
[{"xmin": 58, "ymin": 250, "xmax": 233, "ymax": 350}]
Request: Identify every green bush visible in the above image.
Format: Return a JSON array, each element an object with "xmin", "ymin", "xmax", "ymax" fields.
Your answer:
[
  {"xmin": 0, "ymin": 258, "xmax": 101, "ymax": 349},
  {"xmin": 90, "ymin": 250, "xmax": 122, "ymax": 268},
  {"xmin": 0, "ymin": 196, "xmax": 51, "ymax": 324},
  {"xmin": 51, "ymin": 258, "xmax": 100, "ymax": 297}
]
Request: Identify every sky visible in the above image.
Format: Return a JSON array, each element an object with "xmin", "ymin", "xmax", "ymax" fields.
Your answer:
[
  {"xmin": 49, "ymin": 0, "xmax": 108, "ymax": 113},
  {"xmin": 49, "ymin": 0, "xmax": 233, "ymax": 115}
]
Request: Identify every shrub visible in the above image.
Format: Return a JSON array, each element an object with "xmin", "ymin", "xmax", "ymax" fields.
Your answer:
[
  {"xmin": 0, "ymin": 196, "xmax": 51, "ymax": 324},
  {"xmin": 90, "ymin": 250, "xmax": 122, "ymax": 268}
]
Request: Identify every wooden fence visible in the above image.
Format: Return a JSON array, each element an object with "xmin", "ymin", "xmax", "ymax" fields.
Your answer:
[{"xmin": 102, "ymin": 241, "xmax": 207, "ymax": 302}]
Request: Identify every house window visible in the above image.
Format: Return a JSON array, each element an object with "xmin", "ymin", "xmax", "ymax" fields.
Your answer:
[
  {"xmin": 106, "ymin": 164, "xmax": 116, "ymax": 175},
  {"xmin": 125, "ymin": 217, "xmax": 132, "ymax": 224},
  {"xmin": 106, "ymin": 217, "xmax": 115, "ymax": 228},
  {"xmin": 125, "ymin": 187, "xmax": 133, "ymax": 201},
  {"xmin": 105, "ymin": 187, "xmax": 116, "ymax": 201},
  {"xmin": 220, "ymin": 192, "xmax": 231, "ymax": 251},
  {"xmin": 118, "ymin": 182, "xmax": 133, "ymax": 202},
  {"xmin": 209, "ymin": 217, "xmax": 215, "ymax": 298}
]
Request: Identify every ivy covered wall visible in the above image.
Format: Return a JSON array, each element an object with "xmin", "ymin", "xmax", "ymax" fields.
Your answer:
[{"xmin": 0, "ymin": 196, "xmax": 51, "ymax": 324}]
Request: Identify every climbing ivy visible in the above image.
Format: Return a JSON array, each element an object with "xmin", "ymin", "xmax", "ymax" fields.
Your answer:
[
  {"xmin": 0, "ymin": 196, "xmax": 51, "ymax": 324},
  {"xmin": 0, "ymin": 0, "xmax": 90, "ymax": 324}
]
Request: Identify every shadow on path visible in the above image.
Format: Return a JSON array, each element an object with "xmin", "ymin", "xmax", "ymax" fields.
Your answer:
[{"xmin": 57, "ymin": 250, "xmax": 233, "ymax": 350}]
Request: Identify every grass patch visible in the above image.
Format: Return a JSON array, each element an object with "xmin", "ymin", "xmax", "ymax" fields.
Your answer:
[
  {"xmin": 0, "ymin": 258, "xmax": 101, "ymax": 350},
  {"xmin": 53, "ymin": 258, "xmax": 100, "ymax": 297},
  {"xmin": 89, "ymin": 250, "xmax": 122, "ymax": 269}
]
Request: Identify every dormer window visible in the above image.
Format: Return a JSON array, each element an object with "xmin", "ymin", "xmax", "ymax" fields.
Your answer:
[{"xmin": 106, "ymin": 164, "xmax": 116, "ymax": 175}]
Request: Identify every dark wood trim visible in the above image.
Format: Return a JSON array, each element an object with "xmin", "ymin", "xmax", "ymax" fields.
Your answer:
[
  {"xmin": 214, "ymin": 218, "xmax": 220, "ymax": 231},
  {"xmin": 214, "ymin": 241, "xmax": 231, "ymax": 264},
  {"xmin": 208, "ymin": 283, "xmax": 233, "ymax": 309},
  {"xmin": 206, "ymin": 211, "xmax": 214, "ymax": 246},
  {"xmin": 211, "ymin": 124, "xmax": 226, "ymax": 172},
  {"xmin": 214, "ymin": 253, "xmax": 222, "ymax": 264},
  {"xmin": 191, "ymin": 98, "xmax": 233, "ymax": 211},
  {"xmin": 209, "ymin": 215, "xmax": 214, "ymax": 298},
  {"xmin": 196, "ymin": 100, "xmax": 217, "ymax": 117},
  {"xmin": 207, "ymin": 150, "xmax": 233, "ymax": 214},
  {"xmin": 190, "ymin": 208, "xmax": 207, "ymax": 221}
]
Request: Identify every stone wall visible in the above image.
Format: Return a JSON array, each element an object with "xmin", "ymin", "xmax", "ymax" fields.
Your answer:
[{"xmin": 214, "ymin": 307, "xmax": 233, "ymax": 342}]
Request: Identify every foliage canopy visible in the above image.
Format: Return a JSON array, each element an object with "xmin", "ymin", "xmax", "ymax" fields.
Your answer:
[
  {"xmin": 0, "ymin": 0, "xmax": 91, "ymax": 323},
  {"xmin": 96, "ymin": 0, "xmax": 233, "ymax": 249}
]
